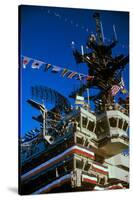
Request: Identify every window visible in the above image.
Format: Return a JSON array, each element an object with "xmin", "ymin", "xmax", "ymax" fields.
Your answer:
[
  {"xmin": 84, "ymin": 139, "xmax": 89, "ymax": 147},
  {"xmin": 84, "ymin": 163, "xmax": 91, "ymax": 171},
  {"xmin": 67, "ymin": 161, "xmax": 73, "ymax": 171},
  {"xmin": 118, "ymin": 118, "xmax": 123, "ymax": 129},
  {"xmin": 76, "ymin": 159, "xmax": 83, "ymax": 169},
  {"xmin": 58, "ymin": 166, "xmax": 65, "ymax": 176},
  {"xmin": 109, "ymin": 117, "xmax": 117, "ymax": 128},
  {"xmin": 123, "ymin": 121, "xmax": 128, "ymax": 131},
  {"xmin": 87, "ymin": 120, "xmax": 95, "ymax": 132},
  {"xmin": 99, "ymin": 177, "xmax": 105, "ymax": 185},
  {"xmin": 76, "ymin": 116, "xmax": 80, "ymax": 128},
  {"xmin": 82, "ymin": 116, "xmax": 88, "ymax": 128},
  {"xmin": 77, "ymin": 137, "xmax": 84, "ymax": 145},
  {"xmin": 96, "ymin": 119, "xmax": 108, "ymax": 134}
]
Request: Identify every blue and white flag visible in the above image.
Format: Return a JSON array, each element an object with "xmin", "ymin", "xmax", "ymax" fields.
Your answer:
[
  {"xmin": 51, "ymin": 66, "xmax": 62, "ymax": 73},
  {"xmin": 31, "ymin": 60, "xmax": 43, "ymax": 69}
]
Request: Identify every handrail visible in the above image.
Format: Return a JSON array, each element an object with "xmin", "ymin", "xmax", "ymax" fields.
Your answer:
[{"xmin": 105, "ymin": 103, "xmax": 128, "ymax": 115}]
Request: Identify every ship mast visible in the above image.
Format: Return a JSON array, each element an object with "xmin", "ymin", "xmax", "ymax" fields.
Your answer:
[
  {"xmin": 93, "ymin": 12, "xmax": 104, "ymax": 45},
  {"xmin": 71, "ymin": 12, "xmax": 129, "ymax": 109}
]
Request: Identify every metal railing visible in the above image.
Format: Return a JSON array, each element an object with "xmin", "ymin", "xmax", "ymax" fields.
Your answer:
[{"xmin": 105, "ymin": 103, "xmax": 128, "ymax": 115}]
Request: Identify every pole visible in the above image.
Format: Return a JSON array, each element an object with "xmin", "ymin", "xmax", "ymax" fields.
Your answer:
[
  {"xmin": 113, "ymin": 25, "xmax": 117, "ymax": 41},
  {"xmin": 42, "ymin": 100, "xmax": 47, "ymax": 138},
  {"xmin": 81, "ymin": 45, "xmax": 84, "ymax": 56},
  {"xmin": 100, "ymin": 22, "xmax": 104, "ymax": 43},
  {"xmin": 43, "ymin": 108, "xmax": 45, "ymax": 138},
  {"xmin": 86, "ymin": 88, "xmax": 90, "ymax": 105},
  {"xmin": 81, "ymin": 45, "xmax": 84, "ymax": 63}
]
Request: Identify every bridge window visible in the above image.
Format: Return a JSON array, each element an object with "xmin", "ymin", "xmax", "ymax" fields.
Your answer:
[
  {"xmin": 84, "ymin": 163, "xmax": 91, "ymax": 171},
  {"xmin": 118, "ymin": 118, "xmax": 123, "ymax": 129},
  {"xmin": 76, "ymin": 116, "xmax": 80, "ymax": 128},
  {"xmin": 84, "ymin": 139, "xmax": 89, "ymax": 147},
  {"xmin": 76, "ymin": 136, "xmax": 84, "ymax": 145},
  {"xmin": 82, "ymin": 116, "xmax": 88, "ymax": 128},
  {"xmin": 98, "ymin": 177, "xmax": 106, "ymax": 185},
  {"xmin": 123, "ymin": 121, "xmax": 128, "ymax": 131},
  {"xmin": 97, "ymin": 118, "xmax": 108, "ymax": 134},
  {"xmin": 87, "ymin": 120, "xmax": 95, "ymax": 132},
  {"xmin": 76, "ymin": 159, "xmax": 83, "ymax": 169},
  {"xmin": 109, "ymin": 117, "xmax": 117, "ymax": 128},
  {"xmin": 67, "ymin": 161, "xmax": 73, "ymax": 171}
]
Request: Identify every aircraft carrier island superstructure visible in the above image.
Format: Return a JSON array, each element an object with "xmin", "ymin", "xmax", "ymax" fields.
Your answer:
[{"xmin": 19, "ymin": 12, "xmax": 129, "ymax": 194}]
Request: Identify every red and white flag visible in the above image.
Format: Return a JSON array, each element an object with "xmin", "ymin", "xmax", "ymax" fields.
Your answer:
[
  {"xmin": 67, "ymin": 71, "xmax": 77, "ymax": 79},
  {"xmin": 22, "ymin": 57, "xmax": 31, "ymax": 68}
]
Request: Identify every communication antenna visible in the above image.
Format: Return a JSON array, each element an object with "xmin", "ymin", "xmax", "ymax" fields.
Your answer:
[{"xmin": 113, "ymin": 24, "xmax": 118, "ymax": 42}]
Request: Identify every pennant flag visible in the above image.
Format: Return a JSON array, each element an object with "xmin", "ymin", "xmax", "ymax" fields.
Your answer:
[
  {"xmin": 67, "ymin": 71, "xmax": 77, "ymax": 79},
  {"xmin": 52, "ymin": 66, "xmax": 62, "ymax": 73},
  {"xmin": 121, "ymin": 88, "xmax": 128, "ymax": 94},
  {"xmin": 62, "ymin": 68, "xmax": 69, "ymax": 77},
  {"xmin": 66, "ymin": 71, "xmax": 74, "ymax": 78},
  {"xmin": 86, "ymin": 76, "xmax": 94, "ymax": 81},
  {"xmin": 22, "ymin": 57, "xmax": 31, "ymax": 68},
  {"xmin": 75, "ymin": 95, "xmax": 85, "ymax": 105},
  {"xmin": 31, "ymin": 60, "xmax": 42, "ymax": 69},
  {"xmin": 111, "ymin": 85, "xmax": 120, "ymax": 96},
  {"xmin": 44, "ymin": 63, "xmax": 52, "ymax": 71},
  {"xmin": 73, "ymin": 73, "xmax": 80, "ymax": 79},
  {"xmin": 76, "ymin": 74, "xmax": 85, "ymax": 80}
]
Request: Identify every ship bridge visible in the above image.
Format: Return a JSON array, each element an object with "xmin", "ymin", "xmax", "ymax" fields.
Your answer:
[
  {"xmin": 94, "ymin": 103, "xmax": 129, "ymax": 158},
  {"xmin": 65, "ymin": 106, "xmax": 97, "ymax": 149},
  {"xmin": 61, "ymin": 104, "xmax": 129, "ymax": 159}
]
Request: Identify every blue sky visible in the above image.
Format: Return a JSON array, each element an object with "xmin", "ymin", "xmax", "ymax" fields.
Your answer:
[{"xmin": 19, "ymin": 5, "xmax": 129, "ymax": 137}]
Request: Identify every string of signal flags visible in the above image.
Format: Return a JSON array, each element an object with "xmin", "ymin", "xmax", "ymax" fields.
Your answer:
[
  {"xmin": 21, "ymin": 56, "xmax": 94, "ymax": 82},
  {"xmin": 21, "ymin": 56, "xmax": 128, "ymax": 96},
  {"xmin": 45, "ymin": 9, "xmax": 129, "ymax": 50}
]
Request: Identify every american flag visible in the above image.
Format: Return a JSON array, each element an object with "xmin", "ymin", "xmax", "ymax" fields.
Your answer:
[{"xmin": 111, "ymin": 85, "xmax": 120, "ymax": 96}]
